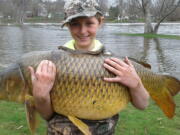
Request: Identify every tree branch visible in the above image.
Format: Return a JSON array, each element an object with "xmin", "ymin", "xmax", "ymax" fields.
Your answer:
[
  {"xmin": 154, "ymin": 0, "xmax": 180, "ymax": 33},
  {"xmin": 159, "ymin": 0, "xmax": 166, "ymax": 15}
]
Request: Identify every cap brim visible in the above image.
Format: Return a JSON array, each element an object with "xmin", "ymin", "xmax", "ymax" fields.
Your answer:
[{"xmin": 61, "ymin": 10, "xmax": 102, "ymax": 28}]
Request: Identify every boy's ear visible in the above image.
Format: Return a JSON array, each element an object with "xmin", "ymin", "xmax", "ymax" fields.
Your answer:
[
  {"xmin": 99, "ymin": 16, "xmax": 104, "ymax": 26},
  {"xmin": 65, "ymin": 23, "xmax": 69, "ymax": 27}
]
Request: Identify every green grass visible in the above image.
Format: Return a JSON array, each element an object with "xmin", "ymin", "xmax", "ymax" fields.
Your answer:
[
  {"xmin": 0, "ymin": 101, "xmax": 46, "ymax": 135},
  {"xmin": 115, "ymin": 94, "xmax": 180, "ymax": 135},
  {"xmin": 118, "ymin": 33, "xmax": 180, "ymax": 40},
  {"xmin": 0, "ymin": 94, "xmax": 179, "ymax": 135}
]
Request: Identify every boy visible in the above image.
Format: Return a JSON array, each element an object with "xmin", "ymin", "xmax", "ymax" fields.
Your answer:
[{"xmin": 28, "ymin": 0, "xmax": 149, "ymax": 134}]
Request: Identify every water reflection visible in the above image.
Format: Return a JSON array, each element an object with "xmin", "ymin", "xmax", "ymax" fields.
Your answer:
[
  {"xmin": 0, "ymin": 24, "xmax": 179, "ymax": 76},
  {"xmin": 140, "ymin": 37, "xmax": 178, "ymax": 74},
  {"xmin": 153, "ymin": 38, "xmax": 167, "ymax": 72}
]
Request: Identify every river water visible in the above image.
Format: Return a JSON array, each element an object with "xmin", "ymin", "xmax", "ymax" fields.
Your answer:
[{"xmin": 0, "ymin": 23, "xmax": 180, "ymax": 78}]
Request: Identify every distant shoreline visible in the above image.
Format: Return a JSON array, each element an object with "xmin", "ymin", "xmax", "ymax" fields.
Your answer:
[
  {"xmin": 0, "ymin": 17, "xmax": 180, "ymax": 26},
  {"xmin": 0, "ymin": 22, "xmax": 180, "ymax": 26}
]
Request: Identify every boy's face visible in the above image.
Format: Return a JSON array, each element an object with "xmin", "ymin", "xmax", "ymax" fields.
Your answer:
[{"xmin": 67, "ymin": 16, "xmax": 101, "ymax": 50}]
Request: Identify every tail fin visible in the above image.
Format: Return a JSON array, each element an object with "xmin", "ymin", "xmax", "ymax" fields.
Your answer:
[
  {"xmin": 0, "ymin": 63, "xmax": 25, "ymax": 102},
  {"xmin": 165, "ymin": 75, "xmax": 180, "ymax": 96},
  {"xmin": 150, "ymin": 75, "xmax": 180, "ymax": 118}
]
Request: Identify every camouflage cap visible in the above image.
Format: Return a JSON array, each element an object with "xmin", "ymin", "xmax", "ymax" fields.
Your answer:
[{"xmin": 62, "ymin": 0, "xmax": 103, "ymax": 27}]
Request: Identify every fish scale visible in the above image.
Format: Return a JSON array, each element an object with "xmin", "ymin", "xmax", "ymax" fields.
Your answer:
[{"xmin": 50, "ymin": 52, "xmax": 130, "ymax": 120}]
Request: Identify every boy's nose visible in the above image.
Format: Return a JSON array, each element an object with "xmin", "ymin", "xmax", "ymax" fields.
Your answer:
[{"xmin": 80, "ymin": 25, "xmax": 87, "ymax": 34}]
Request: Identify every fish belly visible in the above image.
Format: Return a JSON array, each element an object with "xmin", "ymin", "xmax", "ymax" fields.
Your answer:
[{"xmin": 51, "ymin": 54, "xmax": 130, "ymax": 120}]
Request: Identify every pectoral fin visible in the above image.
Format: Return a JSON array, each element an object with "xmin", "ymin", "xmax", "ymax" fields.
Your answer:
[
  {"xmin": 68, "ymin": 115, "xmax": 92, "ymax": 135},
  {"xmin": 25, "ymin": 95, "xmax": 38, "ymax": 135}
]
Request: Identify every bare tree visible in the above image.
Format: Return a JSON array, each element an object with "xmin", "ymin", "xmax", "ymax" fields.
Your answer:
[
  {"xmin": 16, "ymin": 0, "xmax": 26, "ymax": 24},
  {"xmin": 117, "ymin": 0, "xmax": 123, "ymax": 18},
  {"xmin": 97, "ymin": 0, "xmax": 109, "ymax": 14},
  {"xmin": 141, "ymin": 0, "xmax": 154, "ymax": 33},
  {"xmin": 137, "ymin": 0, "xmax": 180, "ymax": 33},
  {"xmin": 167, "ymin": 6, "xmax": 180, "ymax": 21},
  {"xmin": 31, "ymin": 0, "xmax": 43, "ymax": 17},
  {"xmin": 126, "ymin": 0, "xmax": 143, "ymax": 20},
  {"xmin": 55, "ymin": 0, "xmax": 65, "ymax": 12},
  {"xmin": 108, "ymin": 0, "xmax": 128, "ymax": 21},
  {"xmin": 0, "ymin": 0, "xmax": 15, "ymax": 18},
  {"xmin": 12, "ymin": 0, "xmax": 31, "ymax": 24},
  {"xmin": 123, "ymin": 0, "xmax": 180, "ymax": 33},
  {"xmin": 152, "ymin": 0, "xmax": 180, "ymax": 33}
]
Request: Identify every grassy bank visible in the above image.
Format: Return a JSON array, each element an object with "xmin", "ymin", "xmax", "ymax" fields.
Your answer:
[
  {"xmin": 0, "ymin": 94, "xmax": 179, "ymax": 135},
  {"xmin": 118, "ymin": 33, "xmax": 180, "ymax": 40}
]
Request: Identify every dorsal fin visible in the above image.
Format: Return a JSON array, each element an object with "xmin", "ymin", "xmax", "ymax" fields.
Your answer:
[
  {"xmin": 58, "ymin": 46, "xmax": 104, "ymax": 55},
  {"xmin": 128, "ymin": 57, "xmax": 151, "ymax": 69}
]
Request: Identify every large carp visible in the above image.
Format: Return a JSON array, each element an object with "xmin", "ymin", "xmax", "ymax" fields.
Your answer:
[{"xmin": 0, "ymin": 46, "xmax": 179, "ymax": 135}]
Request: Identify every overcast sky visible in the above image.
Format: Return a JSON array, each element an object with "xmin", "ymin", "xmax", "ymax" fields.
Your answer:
[
  {"xmin": 109, "ymin": 0, "xmax": 116, "ymax": 5},
  {"xmin": 48, "ymin": 0, "xmax": 116, "ymax": 5}
]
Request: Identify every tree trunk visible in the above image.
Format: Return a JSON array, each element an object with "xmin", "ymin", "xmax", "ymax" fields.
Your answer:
[
  {"xmin": 118, "ymin": 0, "xmax": 123, "ymax": 18},
  {"xmin": 144, "ymin": 10, "xmax": 153, "ymax": 33},
  {"xmin": 143, "ymin": 0, "xmax": 153, "ymax": 33},
  {"xmin": 16, "ymin": 8, "xmax": 25, "ymax": 24},
  {"xmin": 153, "ymin": 21, "xmax": 161, "ymax": 34},
  {"xmin": 15, "ymin": 0, "xmax": 26, "ymax": 24}
]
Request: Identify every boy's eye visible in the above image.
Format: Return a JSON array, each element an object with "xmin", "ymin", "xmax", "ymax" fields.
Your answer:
[
  {"xmin": 86, "ymin": 22, "xmax": 94, "ymax": 26},
  {"xmin": 69, "ymin": 21, "xmax": 95, "ymax": 27},
  {"xmin": 70, "ymin": 22, "xmax": 80, "ymax": 27}
]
